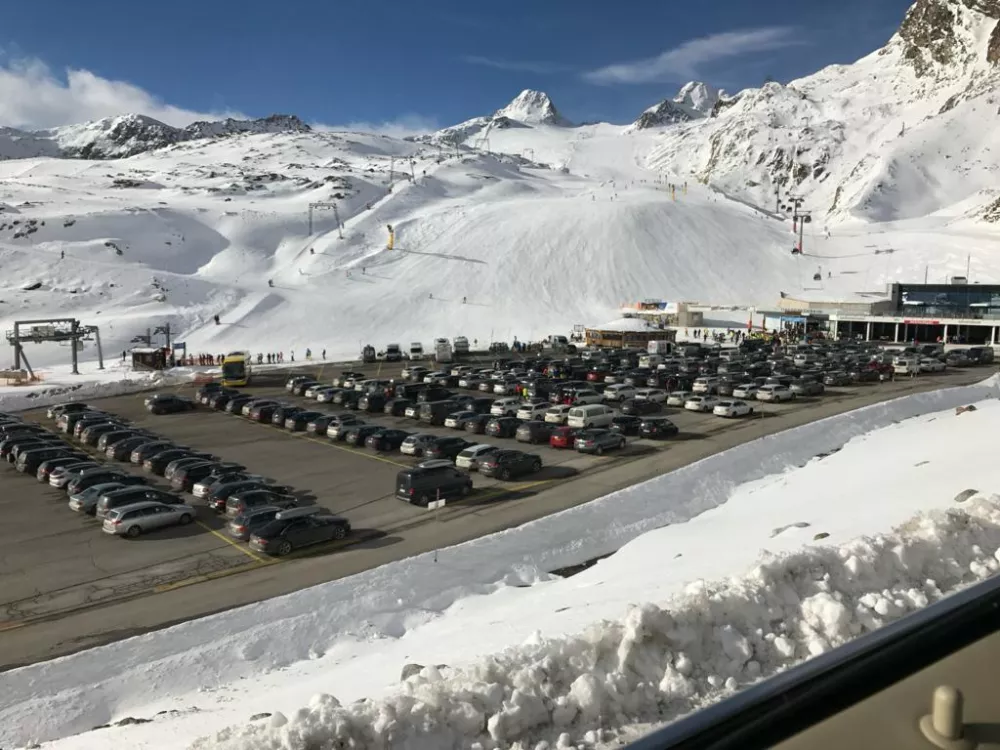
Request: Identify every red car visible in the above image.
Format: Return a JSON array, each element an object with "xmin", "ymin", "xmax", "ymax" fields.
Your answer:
[
  {"xmin": 586, "ymin": 370, "xmax": 609, "ymax": 383},
  {"xmin": 549, "ymin": 426, "xmax": 580, "ymax": 449}
]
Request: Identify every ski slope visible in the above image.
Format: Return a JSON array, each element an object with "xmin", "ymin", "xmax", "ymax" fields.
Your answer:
[{"xmin": 5, "ymin": 375, "xmax": 998, "ymax": 750}]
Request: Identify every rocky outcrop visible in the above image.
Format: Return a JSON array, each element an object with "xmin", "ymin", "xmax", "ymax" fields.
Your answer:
[
  {"xmin": 630, "ymin": 82, "xmax": 721, "ymax": 130},
  {"xmin": 899, "ymin": 0, "xmax": 1000, "ymax": 75},
  {"xmin": 494, "ymin": 90, "xmax": 571, "ymax": 126}
]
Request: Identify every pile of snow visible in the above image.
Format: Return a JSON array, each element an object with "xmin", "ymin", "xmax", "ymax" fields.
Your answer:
[
  {"xmin": 196, "ymin": 494, "xmax": 1000, "ymax": 750},
  {"xmin": 6, "ymin": 375, "xmax": 998, "ymax": 750}
]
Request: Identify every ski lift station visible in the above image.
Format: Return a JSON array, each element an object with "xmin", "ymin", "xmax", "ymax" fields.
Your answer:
[{"xmin": 776, "ymin": 281, "xmax": 1000, "ymax": 345}]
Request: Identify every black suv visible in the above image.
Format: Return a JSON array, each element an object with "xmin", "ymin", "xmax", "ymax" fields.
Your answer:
[
  {"xmin": 423, "ymin": 436, "xmax": 474, "ymax": 461},
  {"xmin": 479, "ymin": 450, "xmax": 542, "ymax": 480},
  {"xmin": 638, "ymin": 417, "xmax": 679, "ymax": 439},
  {"xmin": 396, "ymin": 463, "xmax": 473, "ymax": 506}
]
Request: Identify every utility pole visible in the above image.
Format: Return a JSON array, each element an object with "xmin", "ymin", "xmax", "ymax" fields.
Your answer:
[
  {"xmin": 154, "ymin": 323, "xmax": 171, "ymax": 349},
  {"xmin": 389, "ymin": 156, "xmax": 395, "ymax": 187},
  {"xmin": 308, "ymin": 202, "xmax": 342, "ymax": 238},
  {"xmin": 966, "ymin": 253, "xmax": 971, "ymax": 281},
  {"xmin": 409, "ymin": 156, "xmax": 415, "ymax": 182}
]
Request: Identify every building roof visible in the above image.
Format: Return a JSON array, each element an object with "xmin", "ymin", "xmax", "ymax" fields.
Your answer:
[{"xmin": 590, "ymin": 317, "xmax": 660, "ymax": 332}]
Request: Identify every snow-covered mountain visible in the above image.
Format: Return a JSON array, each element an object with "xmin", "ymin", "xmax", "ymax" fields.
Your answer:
[
  {"xmin": 428, "ymin": 89, "xmax": 571, "ymax": 144},
  {"xmin": 628, "ymin": 82, "xmax": 722, "ymax": 130},
  {"xmin": 0, "ymin": 113, "xmax": 311, "ymax": 160},
  {"xmin": 647, "ymin": 0, "xmax": 1000, "ymax": 221}
]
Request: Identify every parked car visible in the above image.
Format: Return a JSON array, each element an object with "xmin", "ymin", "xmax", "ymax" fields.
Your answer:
[
  {"xmin": 37, "ymin": 455, "xmax": 91, "ymax": 483},
  {"xmin": 920, "ymin": 357, "xmax": 946, "ymax": 373},
  {"xmin": 172, "ymin": 461, "xmax": 245, "ymax": 492},
  {"xmin": 271, "ymin": 405, "xmax": 305, "ymax": 426},
  {"xmin": 395, "ymin": 463, "xmax": 473, "ymax": 505},
  {"xmin": 130, "ymin": 439, "xmax": 179, "ymax": 465},
  {"xmin": 68, "ymin": 468, "xmax": 146, "ymax": 496},
  {"xmin": 358, "ymin": 393, "xmax": 388, "ymax": 412},
  {"xmin": 789, "ymin": 378, "xmax": 825, "ymax": 397},
  {"xmin": 620, "ymin": 399, "xmax": 661, "ymax": 417},
  {"xmin": 603, "ymin": 384, "xmax": 636, "ymax": 402},
  {"xmin": 485, "ymin": 416, "xmax": 522, "ymax": 439},
  {"xmin": 102, "ymin": 500, "xmax": 196, "ymax": 538},
  {"xmin": 543, "ymin": 405, "xmax": 573, "ymax": 425},
  {"xmin": 365, "ymin": 428, "xmax": 412, "ymax": 452},
  {"xmin": 326, "ymin": 415, "xmax": 367, "ymax": 440},
  {"xmin": 225, "ymin": 489, "xmax": 298, "ymax": 518},
  {"xmin": 343, "ymin": 424, "xmax": 384, "ymax": 447},
  {"xmin": 566, "ymin": 404, "xmax": 614, "ymax": 429},
  {"xmin": 515, "ymin": 401, "xmax": 551, "ymax": 420},
  {"xmin": 207, "ymin": 480, "xmax": 294, "ymax": 512},
  {"xmin": 68, "ymin": 481, "xmax": 135, "ymax": 514},
  {"xmin": 47, "ymin": 402, "xmax": 88, "ymax": 420},
  {"xmin": 145, "ymin": 394, "xmax": 196, "ymax": 414},
  {"xmin": 756, "ymin": 384, "xmax": 796, "ymax": 402},
  {"xmin": 144, "ymin": 449, "xmax": 213, "ymax": 475},
  {"xmin": 665, "ymin": 391, "xmax": 693, "ymax": 407},
  {"xmin": 713, "ymin": 399, "xmax": 756, "ymax": 418},
  {"xmin": 454, "ymin": 444, "xmax": 499, "ymax": 471},
  {"xmin": 515, "ymin": 420, "xmax": 554, "ymax": 445},
  {"xmin": 249, "ymin": 508, "xmax": 351, "ymax": 556},
  {"xmin": 462, "ymin": 414, "xmax": 492, "ymax": 434},
  {"xmin": 48, "ymin": 461, "xmax": 101, "ymax": 488},
  {"xmin": 16, "ymin": 446, "xmax": 80, "ymax": 474},
  {"xmin": 684, "ymin": 395, "xmax": 720, "ymax": 413},
  {"xmin": 285, "ymin": 410, "xmax": 326, "ymax": 431},
  {"xmin": 95, "ymin": 486, "xmax": 185, "ymax": 519},
  {"xmin": 549, "ymin": 426, "xmax": 580, "ymax": 449},
  {"xmin": 106, "ymin": 435, "xmax": 158, "ymax": 461},
  {"xmin": 490, "ymin": 398, "xmax": 523, "ymax": 417},
  {"xmin": 226, "ymin": 506, "xmax": 286, "ymax": 541},
  {"xmin": 610, "ymin": 415, "xmax": 643, "ymax": 435},
  {"xmin": 400, "ymin": 433, "xmax": 438, "ymax": 457},
  {"xmin": 574, "ymin": 429, "xmax": 626, "ymax": 455},
  {"xmin": 479, "ymin": 450, "xmax": 542, "ymax": 480},
  {"xmin": 638, "ymin": 417, "xmax": 679, "ymax": 439},
  {"xmin": 444, "ymin": 410, "xmax": 480, "ymax": 429},
  {"xmin": 422, "ymin": 436, "xmax": 474, "ymax": 461}
]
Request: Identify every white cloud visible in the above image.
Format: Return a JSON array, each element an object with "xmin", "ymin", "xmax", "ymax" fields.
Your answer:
[
  {"xmin": 313, "ymin": 114, "xmax": 440, "ymax": 139},
  {"xmin": 0, "ymin": 54, "xmax": 244, "ymax": 130},
  {"xmin": 583, "ymin": 27, "xmax": 801, "ymax": 85},
  {"xmin": 462, "ymin": 55, "xmax": 575, "ymax": 74}
]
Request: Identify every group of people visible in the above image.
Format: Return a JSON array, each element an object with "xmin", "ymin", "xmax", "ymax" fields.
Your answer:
[{"xmin": 256, "ymin": 349, "xmax": 325, "ymax": 365}]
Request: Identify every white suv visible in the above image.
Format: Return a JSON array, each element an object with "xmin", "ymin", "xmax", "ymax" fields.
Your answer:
[
  {"xmin": 490, "ymin": 398, "xmax": 522, "ymax": 417},
  {"xmin": 516, "ymin": 402, "xmax": 550, "ymax": 420},
  {"xmin": 603, "ymin": 384, "xmax": 636, "ymax": 402}
]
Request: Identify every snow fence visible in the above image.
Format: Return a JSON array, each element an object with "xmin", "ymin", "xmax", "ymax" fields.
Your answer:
[{"xmin": 1, "ymin": 374, "xmax": 998, "ymax": 747}]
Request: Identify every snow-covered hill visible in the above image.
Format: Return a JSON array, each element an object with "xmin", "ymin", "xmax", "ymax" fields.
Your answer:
[{"xmin": 627, "ymin": 81, "xmax": 722, "ymax": 131}]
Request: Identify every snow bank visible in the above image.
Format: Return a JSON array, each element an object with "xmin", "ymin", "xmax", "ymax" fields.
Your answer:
[
  {"xmin": 3, "ymin": 375, "xmax": 997, "ymax": 749},
  {"xmin": 193, "ymin": 493, "xmax": 1000, "ymax": 750},
  {"xmin": 0, "ymin": 366, "xmax": 188, "ymax": 413}
]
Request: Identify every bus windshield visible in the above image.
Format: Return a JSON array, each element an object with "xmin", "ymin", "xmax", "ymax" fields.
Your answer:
[{"xmin": 222, "ymin": 361, "xmax": 246, "ymax": 379}]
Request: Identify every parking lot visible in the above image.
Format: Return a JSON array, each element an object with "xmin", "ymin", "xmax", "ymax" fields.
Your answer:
[{"xmin": 0, "ymin": 358, "xmax": 993, "ymax": 669}]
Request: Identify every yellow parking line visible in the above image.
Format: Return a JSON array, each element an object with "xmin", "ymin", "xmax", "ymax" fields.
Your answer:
[
  {"xmin": 153, "ymin": 560, "xmax": 272, "ymax": 593},
  {"xmin": 196, "ymin": 520, "xmax": 272, "ymax": 564},
  {"xmin": 0, "ymin": 620, "xmax": 25, "ymax": 632},
  {"xmin": 474, "ymin": 478, "xmax": 552, "ymax": 502}
]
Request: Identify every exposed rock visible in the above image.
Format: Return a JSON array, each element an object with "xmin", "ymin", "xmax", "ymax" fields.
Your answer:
[
  {"xmin": 954, "ymin": 488, "xmax": 979, "ymax": 502},
  {"xmin": 955, "ymin": 403, "xmax": 979, "ymax": 413}
]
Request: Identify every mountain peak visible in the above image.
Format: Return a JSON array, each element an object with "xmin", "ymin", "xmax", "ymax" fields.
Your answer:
[
  {"xmin": 898, "ymin": 0, "xmax": 1000, "ymax": 75},
  {"xmin": 495, "ymin": 89, "xmax": 571, "ymax": 126},
  {"xmin": 628, "ymin": 81, "xmax": 721, "ymax": 131}
]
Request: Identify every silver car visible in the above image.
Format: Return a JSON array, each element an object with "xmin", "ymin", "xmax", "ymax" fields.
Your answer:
[
  {"xmin": 68, "ymin": 481, "xmax": 131, "ymax": 514},
  {"xmin": 102, "ymin": 500, "xmax": 196, "ymax": 538},
  {"xmin": 400, "ymin": 433, "xmax": 438, "ymax": 456}
]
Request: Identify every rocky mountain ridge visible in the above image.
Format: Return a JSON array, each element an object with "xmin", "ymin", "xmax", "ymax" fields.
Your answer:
[{"xmin": 0, "ymin": 113, "xmax": 311, "ymax": 161}]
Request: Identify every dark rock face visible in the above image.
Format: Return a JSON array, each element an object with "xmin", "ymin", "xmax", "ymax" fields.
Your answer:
[
  {"xmin": 633, "ymin": 101, "xmax": 697, "ymax": 130},
  {"xmin": 899, "ymin": 0, "xmax": 1000, "ymax": 75}
]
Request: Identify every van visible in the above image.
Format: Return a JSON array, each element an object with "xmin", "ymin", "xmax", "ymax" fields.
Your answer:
[
  {"xmin": 967, "ymin": 346, "xmax": 995, "ymax": 364},
  {"xmin": 453, "ymin": 336, "xmax": 470, "ymax": 355},
  {"xmin": 566, "ymin": 404, "xmax": 614, "ymax": 429},
  {"xmin": 395, "ymin": 464, "xmax": 473, "ymax": 506},
  {"xmin": 638, "ymin": 354, "xmax": 663, "ymax": 369},
  {"xmin": 416, "ymin": 386, "xmax": 452, "ymax": 403},
  {"xmin": 419, "ymin": 399, "xmax": 459, "ymax": 426}
]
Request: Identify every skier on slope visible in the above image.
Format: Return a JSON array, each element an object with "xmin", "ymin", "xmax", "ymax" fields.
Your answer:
[{"xmin": 268, "ymin": 279, "xmax": 274, "ymax": 288}]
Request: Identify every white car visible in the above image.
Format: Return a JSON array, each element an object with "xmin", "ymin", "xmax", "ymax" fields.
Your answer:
[
  {"xmin": 404, "ymin": 404, "xmax": 421, "ymax": 419},
  {"xmin": 455, "ymin": 444, "xmax": 499, "ymax": 471},
  {"xmin": 666, "ymin": 391, "xmax": 693, "ymax": 407},
  {"xmin": 756, "ymin": 384, "xmax": 795, "ymax": 402},
  {"xmin": 692, "ymin": 377, "xmax": 720, "ymax": 394},
  {"xmin": 544, "ymin": 405, "xmax": 573, "ymax": 424},
  {"xmin": 423, "ymin": 371, "xmax": 450, "ymax": 384},
  {"xmin": 571, "ymin": 389, "xmax": 604, "ymax": 405},
  {"xmin": 516, "ymin": 402, "xmax": 550, "ymax": 420},
  {"xmin": 731, "ymin": 383, "xmax": 760, "ymax": 399},
  {"xmin": 684, "ymin": 395, "xmax": 720, "ymax": 412},
  {"xmin": 714, "ymin": 399, "xmax": 755, "ymax": 418},
  {"xmin": 303, "ymin": 385, "xmax": 325, "ymax": 399},
  {"xmin": 450, "ymin": 365, "xmax": 473, "ymax": 377},
  {"xmin": 633, "ymin": 388, "xmax": 667, "ymax": 403},
  {"xmin": 603, "ymin": 384, "xmax": 636, "ymax": 402},
  {"xmin": 893, "ymin": 358, "xmax": 920, "ymax": 375},
  {"xmin": 315, "ymin": 388, "xmax": 340, "ymax": 403},
  {"xmin": 490, "ymin": 398, "xmax": 522, "ymax": 417},
  {"xmin": 919, "ymin": 358, "xmax": 946, "ymax": 373}
]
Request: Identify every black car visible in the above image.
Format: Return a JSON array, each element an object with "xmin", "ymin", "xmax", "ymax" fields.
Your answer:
[
  {"xmin": 226, "ymin": 395, "xmax": 256, "ymax": 414},
  {"xmin": 97, "ymin": 429, "xmax": 145, "ymax": 452},
  {"xmin": 129, "ymin": 440, "xmax": 180, "ymax": 465},
  {"xmin": 384, "ymin": 398, "xmax": 414, "ymax": 417},
  {"xmin": 423, "ymin": 436, "xmax": 474, "ymax": 461},
  {"xmin": 463, "ymin": 414, "xmax": 492, "ymax": 434},
  {"xmin": 171, "ymin": 461, "xmax": 246, "ymax": 492},
  {"xmin": 1, "ymin": 434, "xmax": 64, "ymax": 461},
  {"xmin": 343, "ymin": 424, "xmax": 384, "ymax": 446},
  {"xmin": 283, "ymin": 410, "xmax": 325, "ymax": 431},
  {"xmin": 638, "ymin": 417, "xmax": 680, "ymax": 439},
  {"xmin": 304, "ymin": 414, "xmax": 338, "ymax": 435},
  {"xmin": 36, "ymin": 454, "xmax": 91, "ymax": 482},
  {"xmin": 574, "ymin": 429, "xmax": 626, "ymax": 455},
  {"xmin": 271, "ymin": 405, "xmax": 305, "ymax": 425},
  {"xmin": 67, "ymin": 468, "xmax": 145, "ymax": 495},
  {"xmin": 207, "ymin": 480, "xmax": 294, "ymax": 512},
  {"xmin": 485, "ymin": 416, "xmax": 521, "ymax": 439},
  {"xmin": 333, "ymin": 389, "xmax": 362, "ymax": 408},
  {"xmin": 366, "ymin": 428, "xmax": 411, "ymax": 451},
  {"xmin": 249, "ymin": 509, "xmax": 352, "ymax": 556},
  {"xmin": 514, "ymin": 420, "xmax": 554, "ymax": 445},
  {"xmin": 395, "ymin": 463, "xmax": 473, "ymax": 506},
  {"xmin": 610, "ymin": 415, "xmax": 642, "ymax": 436},
  {"xmin": 207, "ymin": 389, "xmax": 241, "ymax": 409},
  {"xmin": 621, "ymin": 399, "xmax": 661, "ymax": 416},
  {"xmin": 80, "ymin": 421, "xmax": 130, "ymax": 445},
  {"xmin": 479, "ymin": 450, "xmax": 542, "ymax": 480},
  {"xmin": 290, "ymin": 379, "xmax": 322, "ymax": 396},
  {"xmin": 145, "ymin": 394, "xmax": 196, "ymax": 415},
  {"xmin": 359, "ymin": 393, "xmax": 387, "ymax": 412},
  {"xmin": 144, "ymin": 448, "xmax": 213, "ymax": 475},
  {"xmin": 416, "ymin": 387, "xmax": 453, "ymax": 404},
  {"xmin": 453, "ymin": 396, "xmax": 494, "ymax": 414},
  {"xmin": 225, "ymin": 489, "xmax": 298, "ymax": 517},
  {"xmin": 16, "ymin": 446, "xmax": 79, "ymax": 474},
  {"xmin": 106, "ymin": 435, "xmax": 157, "ymax": 461},
  {"xmin": 248, "ymin": 401, "xmax": 282, "ymax": 422}
]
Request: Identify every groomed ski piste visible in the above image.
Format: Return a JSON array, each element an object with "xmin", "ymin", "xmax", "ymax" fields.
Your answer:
[{"xmin": 3, "ymin": 374, "xmax": 998, "ymax": 750}]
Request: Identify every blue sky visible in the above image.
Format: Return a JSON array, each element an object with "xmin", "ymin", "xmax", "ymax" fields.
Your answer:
[{"xmin": 2, "ymin": 0, "xmax": 913, "ymax": 132}]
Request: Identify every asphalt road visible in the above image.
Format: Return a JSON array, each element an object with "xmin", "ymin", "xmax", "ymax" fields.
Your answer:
[{"xmin": 0, "ymin": 363, "xmax": 991, "ymax": 670}]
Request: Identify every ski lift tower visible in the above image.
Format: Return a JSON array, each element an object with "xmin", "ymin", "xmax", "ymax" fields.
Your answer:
[
  {"xmin": 308, "ymin": 202, "xmax": 343, "ymax": 238},
  {"xmin": 5, "ymin": 317, "xmax": 105, "ymax": 378}
]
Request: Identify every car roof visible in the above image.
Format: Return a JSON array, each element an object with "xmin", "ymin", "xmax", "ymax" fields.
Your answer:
[{"xmin": 110, "ymin": 500, "xmax": 185, "ymax": 515}]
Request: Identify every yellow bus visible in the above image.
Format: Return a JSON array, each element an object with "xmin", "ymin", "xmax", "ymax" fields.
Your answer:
[{"xmin": 221, "ymin": 350, "xmax": 252, "ymax": 387}]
